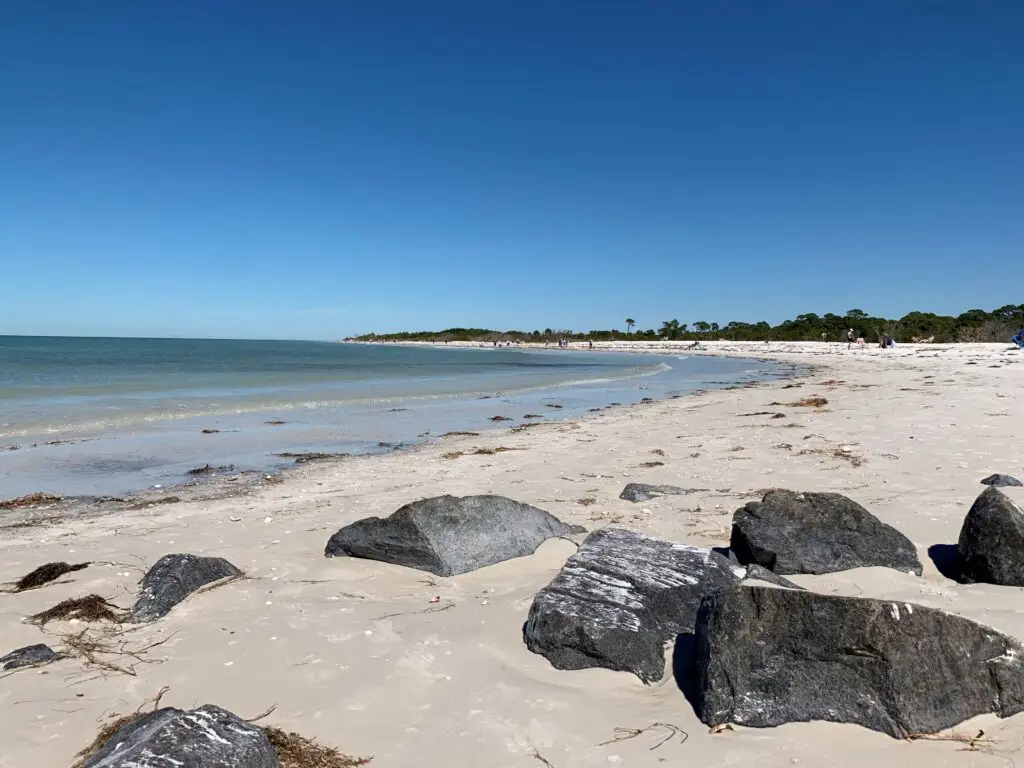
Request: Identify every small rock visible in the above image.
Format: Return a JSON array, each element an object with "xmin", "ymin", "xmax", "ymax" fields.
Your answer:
[
  {"xmin": 0, "ymin": 644, "xmax": 65, "ymax": 671},
  {"xmin": 619, "ymin": 483, "xmax": 708, "ymax": 503},
  {"xmin": 128, "ymin": 554, "xmax": 242, "ymax": 623},
  {"xmin": 981, "ymin": 474, "xmax": 1023, "ymax": 488}
]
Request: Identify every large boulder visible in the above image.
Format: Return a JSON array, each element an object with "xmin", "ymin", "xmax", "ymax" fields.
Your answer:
[
  {"xmin": 325, "ymin": 494, "xmax": 585, "ymax": 576},
  {"xmin": 128, "ymin": 554, "xmax": 242, "ymax": 623},
  {"xmin": 523, "ymin": 527, "xmax": 741, "ymax": 682},
  {"xmin": 619, "ymin": 483, "xmax": 707, "ymax": 503},
  {"xmin": 730, "ymin": 490, "xmax": 922, "ymax": 575},
  {"xmin": 0, "ymin": 643, "xmax": 64, "ymax": 671},
  {"xmin": 958, "ymin": 487, "xmax": 1024, "ymax": 586},
  {"xmin": 981, "ymin": 474, "xmax": 1023, "ymax": 488},
  {"xmin": 693, "ymin": 585, "xmax": 1024, "ymax": 738},
  {"xmin": 81, "ymin": 704, "xmax": 280, "ymax": 767}
]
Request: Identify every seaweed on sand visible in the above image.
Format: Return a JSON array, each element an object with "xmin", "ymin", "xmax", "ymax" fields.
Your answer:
[
  {"xmin": 12, "ymin": 561, "xmax": 90, "ymax": 592},
  {"xmin": 27, "ymin": 595, "xmax": 124, "ymax": 626},
  {"xmin": 0, "ymin": 492, "xmax": 63, "ymax": 509},
  {"xmin": 265, "ymin": 726, "xmax": 372, "ymax": 768}
]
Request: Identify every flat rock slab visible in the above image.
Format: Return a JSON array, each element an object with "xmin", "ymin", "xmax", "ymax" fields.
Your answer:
[
  {"xmin": 959, "ymin": 487, "xmax": 1024, "ymax": 586},
  {"xmin": 524, "ymin": 527, "xmax": 741, "ymax": 682},
  {"xmin": 693, "ymin": 585, "xmax": 1024, "ymax": 737},
  {"xmin": 82, "ymin": 704, "xmax": 280, "ymax": 767},
  {"xmin": 619, "ymin": 483, "xmax": 708, "ymax": 503},
  {"xmin": 128, "ymin": 554, "xmax": 242, "ymax": 623},
  {"xmin": 0, "ymin": 643, "xmax": 64, "ymax": 670},
  {"xmin": 981, "ymin": 474, "xmax": 1023, "ymax": 487},
  {"xmin": 730, "ymin": 490, "xmax": 922, "ymax": 575},
  {"xmin": 325, "ymin": 494, "xmax": 585, "ymax": 576}
]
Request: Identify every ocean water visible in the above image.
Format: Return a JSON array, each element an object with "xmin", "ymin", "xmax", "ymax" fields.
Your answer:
[{"xmin": 0, "ymin": 336, "xmax": 792, "ymax": 498}]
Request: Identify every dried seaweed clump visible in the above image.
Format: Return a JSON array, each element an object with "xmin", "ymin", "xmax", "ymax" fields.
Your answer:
[
  {"xmin": 442, "ymin": 446, "xmax": 520, "ymax": 460},
  {"xmin": 13, "ymin": 561, "xmax": 90, "ymax": 592},
  {"xmin": 265, "ymin": 726, "xmax": 372, "ymax": 768},
  {"xmin": 790, "ymin": 396, "xmax": 828, "ymax": 408},
  {"xmin": 27, "ymin": 595, "xmax": 124, "ymax": 626},
  {"xmin": 0, "ymin": 492, "xmax": 63, "ymax": 510},
  {"xmin": 71, "ymin": 712, "xmax": 144, "ymax": 767}
]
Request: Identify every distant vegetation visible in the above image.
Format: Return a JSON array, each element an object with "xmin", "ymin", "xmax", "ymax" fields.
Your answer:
[{"xmin": 349, "ymin": 305, "xmax": 1024, "ymax": 345}]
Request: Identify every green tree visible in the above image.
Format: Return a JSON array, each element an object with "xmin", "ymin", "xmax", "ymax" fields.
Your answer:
[
  {"xmin": 625, "ymin": 318, "xmax": 635, "ymax": 334},
  {"xmin": 659, "ymin": 319, "xmax": 682, "ymax": 340}
]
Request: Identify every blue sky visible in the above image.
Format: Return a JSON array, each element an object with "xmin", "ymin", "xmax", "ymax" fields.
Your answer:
[{"xmin": 1, "ymin": 2, "xmax": 1021, "ymax": 339}]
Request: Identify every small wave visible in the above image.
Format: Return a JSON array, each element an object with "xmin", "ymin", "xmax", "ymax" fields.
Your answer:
[{"xmin": 0, "ymin": 363, "xmax": 673, "ymax": 439}]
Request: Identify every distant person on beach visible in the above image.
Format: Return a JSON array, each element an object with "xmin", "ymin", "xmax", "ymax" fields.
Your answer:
[{"xmin": 846, "ymin": 328, "xmax": 855, "ymax": 348}]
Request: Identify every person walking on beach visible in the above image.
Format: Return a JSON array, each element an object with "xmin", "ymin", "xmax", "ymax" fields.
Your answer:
[{"xmin": 846, "ymin": 328, "xmax": 855, "ymax": 349}]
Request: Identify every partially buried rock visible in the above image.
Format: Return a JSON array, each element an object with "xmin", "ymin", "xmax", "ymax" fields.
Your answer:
[
  {"xmin": 128, "ymin": 554, "xmax": 242, "ymax": 623},
  {"xmin": 730, "ymin": 489, "xmax": 922, "ymax": 575},
  {"xmin": 80, "ymin": 704, "xmax": 280, "ymax": 768},
  {"xmin": 692, "ymin": 585, "xmax": 1024, "ymax": 737},
  {"xmin": 619, "ymin": 483, "xmax": 707, "ymax": 503},
  {"xmin": 0, "ymin": 643, "xmax": 65, "ymax": 671},
  {"xmin": 523, "ymin": 528, "xmax": 741, "ymax": 682},
  {"xmin": 959, "ymin": 487, "xmax": 1024, "ymax": 586},
  {"xmin": 325, "ymin": 495, "xmax": 584, "ymax": 577},
  {"xmin": 981, "ymin": 473, "xmax": 1023, "ymax": 488}
]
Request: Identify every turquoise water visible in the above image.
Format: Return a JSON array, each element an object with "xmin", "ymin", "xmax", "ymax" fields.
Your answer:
[{"xmin": 0, "ymin": 336, "xmax": 790, "ymax": 498}]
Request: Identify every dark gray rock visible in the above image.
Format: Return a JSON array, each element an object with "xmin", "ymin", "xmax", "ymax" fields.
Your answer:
[
  {"xmin": 619, "ymin": 483, "xmax": 708, "ymax": 503},
  {"xmin": 730, "ymin": 490, "xmax": 922, "ymax": 575},
  {"xmin": 982, "ymin": 474, "xmax": 1023, "ymax": 488},
  {"xmin": 523, "ymin": 527, "xmax": 743, "ymax": 682},
  {"xmin": 742, "ymin": 564, "xmax": 803, "ymax": 589},
  {"xmin": 693, "ymin": 585, "xmax": 1024, "ymax": 737},
  {"xmin": 959, "ymin": 487, "xmax": 1024, "ymax": 586},
  {"xmin": 0, "ymin": 643, "xmax": 64, "ymax": 670},
  {"xmin": 82, "ymin": 704, "xmax": 280, "ymax": 767},
  {"xmin": 128, "ymin": 554, "xmax": 242, "ymax": 623},
  {"xmin": 325, "ymin": 494, "xmax": 585, "ymax": 577}
]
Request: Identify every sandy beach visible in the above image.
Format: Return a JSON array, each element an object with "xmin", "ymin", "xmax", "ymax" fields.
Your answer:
[{"xmin": 3, "ymin": 341, "xmax": 1024, "ymax": 767}]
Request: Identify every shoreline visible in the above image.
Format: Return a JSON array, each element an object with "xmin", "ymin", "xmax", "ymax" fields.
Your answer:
[
  {"xmin": 0, "ymin": 349, "xmax": 795, "ymax": 521},
  {"xmin": 2, "ymin": 342, "xmax": 1023, "ymax": 766}
]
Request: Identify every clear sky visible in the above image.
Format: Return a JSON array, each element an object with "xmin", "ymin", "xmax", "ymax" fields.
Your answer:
[{"xmin": 1, "ymin": 2, "xmax": 1021, "ymax": 339}]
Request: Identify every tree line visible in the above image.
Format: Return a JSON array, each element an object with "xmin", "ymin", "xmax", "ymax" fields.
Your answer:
[{"xmin": 349, "ymin": 304, "xmax": 1024, "ymax": 344}]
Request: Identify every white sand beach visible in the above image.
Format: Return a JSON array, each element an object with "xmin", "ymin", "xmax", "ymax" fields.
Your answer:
[{"xmin": 3, "ymin": 341, "xmax": 1024, "ymax": 767}]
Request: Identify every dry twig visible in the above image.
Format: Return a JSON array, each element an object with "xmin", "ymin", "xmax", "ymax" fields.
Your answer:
[
  {"xmin": 597, "ymin": 722, "xmax": 689, "ymax": 750},
  {"xmin": 906, "ymin": 729, "xmax": 994, "ymax": 752}
]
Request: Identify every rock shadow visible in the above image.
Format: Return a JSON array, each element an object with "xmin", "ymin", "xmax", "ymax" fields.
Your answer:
[
  {"xmin": 927, "ymin": 544, "xmax": 961, "ymax": 581},
  {"xmin": 711, "ymin": 546, "xmax": 738, "ymax": 563},
  {"xmin": 671, "ymin": 633, "xmax": 699, "ymax": 709}
]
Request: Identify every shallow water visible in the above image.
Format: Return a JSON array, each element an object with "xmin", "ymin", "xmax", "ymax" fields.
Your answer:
[{"xmin": 0, "ymin": 337, "xmax": 794, "ymax": 498}]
